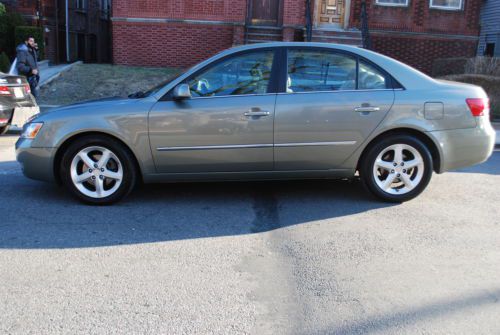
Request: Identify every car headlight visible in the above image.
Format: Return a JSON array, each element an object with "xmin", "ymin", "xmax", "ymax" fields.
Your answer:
[{"xmin": 21, "ymin": 122, "xmax": 43, "ymax": 139}]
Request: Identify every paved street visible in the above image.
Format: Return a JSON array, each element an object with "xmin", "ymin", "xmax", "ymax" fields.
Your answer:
[{"xmin": 0, "ymin": 133, "xmax": 499, "ymax": 335}]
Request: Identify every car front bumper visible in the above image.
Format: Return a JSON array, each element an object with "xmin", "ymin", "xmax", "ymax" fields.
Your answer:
[
  {"xmin": 429, "ymin": 118, "xmax": 496, "ymax": 173},
  {"xmin": 16, "ymin": 137, "xmax": 57, "ymax": 182}
]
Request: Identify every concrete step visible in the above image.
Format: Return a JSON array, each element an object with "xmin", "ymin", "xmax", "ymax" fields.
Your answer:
[
  {"xmin": 246, "ymin": 25, "xmax": 283, "ymax": 43},
  {"xmin": 310, "ymin": 29, "xmax": 362, "ymax": 46},
  {"xmin": 247, "ymin": 33, "xmax": 282, "ymax": 41}
]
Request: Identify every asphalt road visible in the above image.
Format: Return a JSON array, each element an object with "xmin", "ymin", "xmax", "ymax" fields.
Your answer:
[{"xmin": 0, "ymin": 133, "xmax": 499, "ymax": 335}]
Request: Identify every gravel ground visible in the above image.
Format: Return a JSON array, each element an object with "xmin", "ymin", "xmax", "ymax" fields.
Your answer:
[
  {"xmin": 0, "ymin": 134, "xmax": 499, "ymax": 334},
  {"xmin": 37, "ymin": 64, "xmax": 180, "ymax": 106}
]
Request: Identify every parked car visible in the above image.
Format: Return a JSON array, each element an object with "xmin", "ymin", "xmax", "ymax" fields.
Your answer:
[
  {"xmin": 16, "ymin": 42, "xmax": 496, "ymax": 204},
  {"xmin": 0, "ymin": 72, "xmax": 38, "ymax": 135}
]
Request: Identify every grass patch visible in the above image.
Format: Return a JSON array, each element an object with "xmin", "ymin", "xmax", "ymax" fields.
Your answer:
[{"xmin": 38, "ymin": 64, "xmax": 181, "ymax": 106}]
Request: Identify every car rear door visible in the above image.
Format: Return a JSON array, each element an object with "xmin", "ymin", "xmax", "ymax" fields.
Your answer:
[
  {"xmin": 149, "ymin": 48, "xmax": 278, "ymax": 173},
  {"xmin": 274, "ymin": 47, "xmax": 395, "ymax": 170}
]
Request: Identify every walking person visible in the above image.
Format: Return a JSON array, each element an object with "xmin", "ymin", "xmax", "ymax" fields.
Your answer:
[{"xmin": 16, "ymin": 36, "xmax": 40, "ymax": 98}]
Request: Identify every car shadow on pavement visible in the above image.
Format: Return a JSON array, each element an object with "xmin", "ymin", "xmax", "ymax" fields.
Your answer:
[
  {"xmin": 322, "ymin": 288, "xmax": 500, "ymax": 334},
  {"xmin": 0, "ymin": 160, "xmax": 395, "ymax": 249}
]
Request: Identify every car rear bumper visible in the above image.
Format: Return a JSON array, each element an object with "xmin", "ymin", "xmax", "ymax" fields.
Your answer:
[
  {"xmin": 16, "ymin": 137, "xmax": 56, "ymax": 182},
  {"xmin": 429, "ymin": 119, "xmax": 496, "ymax": 173}
]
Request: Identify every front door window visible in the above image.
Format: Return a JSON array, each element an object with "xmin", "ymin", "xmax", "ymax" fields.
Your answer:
[{"xmin": 187, "ymin": 51, "xmax": 275, "ymax": 98}]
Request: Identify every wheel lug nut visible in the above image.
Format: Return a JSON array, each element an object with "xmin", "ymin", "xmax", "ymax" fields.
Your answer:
[
  {"xmin": 391, "ymin": 169, "xmax": 395, "ymax": 173},
  {"xmin": 91, "ymin": 176, "xmax": 96, "ymax": 180},
  {"xmin": 88, "ymin": 168, "xmax": 92, "ymax": 173},
  {"xmin": 94, "ymin": 163, "xmax": 98, "ymax": 168},
  {"xmin": 99, "ymin": 175, "xmax": 104, "ymax": 180},
  {"xmin": 101, "ymin": 168, "xmax": 105, "ymax": 172},
  {"xmin": 401, "ymin": 162, "xmax": 405, "ymax": 166},
  {"xmin": 393, "ymin": 163, "xmax": 397, "ymax": 166},
  {"xmin": 403, "ymin": 169, "xmax": 406, "ymax": 173},
  {"xmin": 397, "ymin": 173, "xmax": 401, "ymax": 177}
]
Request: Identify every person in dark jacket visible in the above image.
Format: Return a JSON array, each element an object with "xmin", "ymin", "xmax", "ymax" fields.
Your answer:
[{"xmin": 16, "ymin": 36, "xmax": 40, "ymax": 98}]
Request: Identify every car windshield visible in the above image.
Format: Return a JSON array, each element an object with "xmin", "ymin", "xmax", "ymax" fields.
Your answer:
[{"xmin": 128, "ymin": 72, "xmax": 183, "ymax": 99}]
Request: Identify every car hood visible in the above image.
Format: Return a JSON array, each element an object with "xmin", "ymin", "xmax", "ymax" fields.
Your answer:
[{"xmin": 36, "ymin": 96, "xmax": 144, "ymax": 119}]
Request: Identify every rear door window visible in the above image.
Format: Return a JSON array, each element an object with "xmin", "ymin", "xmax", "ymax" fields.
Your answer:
[{"xmin": 286, "ymin": 49, "xmax": 357, "ymax": 92}]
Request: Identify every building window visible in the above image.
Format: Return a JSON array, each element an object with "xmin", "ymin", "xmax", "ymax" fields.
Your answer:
[
  {"xmin": 484, "ymin": 43, "xmax": 495, "ymax": 57},
  {"xmin": 375, "ymin": 0, "xmax": 409, "ymax": 7},
  {"xmin": 429, "ymin": 0, "xmax": 463, "ymax": 10},
  {"xmin": 75, "ymin": 0, "xmax": 86, "ymax": 10}
]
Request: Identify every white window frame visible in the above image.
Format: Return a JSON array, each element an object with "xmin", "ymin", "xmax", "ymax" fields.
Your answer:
[
  {"xmin": 429, "ymin": 0, "xmax": 463, "ymax": 10},
  {"xmin": 375, "ymin": 0, "xmax": 409, "ymax": 7}
]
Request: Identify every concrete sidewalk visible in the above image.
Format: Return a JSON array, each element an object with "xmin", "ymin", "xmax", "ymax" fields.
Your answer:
[{"xmin": 39, "ymin": 61, "xmax": 81, "ymax": 87}]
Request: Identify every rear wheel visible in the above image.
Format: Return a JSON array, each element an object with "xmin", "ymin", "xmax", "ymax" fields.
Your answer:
[
  {"xmin": 60, "ymin": 135, "xmax": 137, "ymax": 205},
  {"xmin": 360, "ymin": 135, "xmax": 433, "ymax": 202},
  {"xmin": 0, "ymin": 125, "xmax": 9, "ymax": 135}
]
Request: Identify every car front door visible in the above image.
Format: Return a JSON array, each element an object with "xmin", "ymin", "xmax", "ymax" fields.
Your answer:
[
  {"xmin": 149, "ymin": 49, "xmax": 278, "ymax": 173},
  {"xmin": 274, "ymin": 48, "xmax": 395, "ymax": 170}
]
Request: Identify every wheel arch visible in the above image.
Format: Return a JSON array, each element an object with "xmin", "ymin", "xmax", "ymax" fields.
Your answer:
[
  {"xmin": 53, "ymin": 131, "xmax": 143, "ymax": 184},
  {"xmin": 357, "ymin": 128, "xmax": 442, "ymax": 173}
]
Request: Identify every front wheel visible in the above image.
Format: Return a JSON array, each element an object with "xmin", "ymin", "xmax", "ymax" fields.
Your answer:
[
  {"xmin": 60, "ymin": 135, "xmax": 138, "ymax": 205},
  {"xmin": 360, "ymin": 135, "xmax": 433, "ymax": 202}
]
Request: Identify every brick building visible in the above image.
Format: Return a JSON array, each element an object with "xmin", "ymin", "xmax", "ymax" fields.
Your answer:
[
  {"xmin": 111, "ymin": 0, "xmax": 482, "ymax": 73},
  {"xmin": 3, "ymin": 0, "xmax": 111, "ymax": 64}
]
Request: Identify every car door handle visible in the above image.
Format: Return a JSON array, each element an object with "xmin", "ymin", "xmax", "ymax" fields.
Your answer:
[
  {"xmin": 354, "ymin": 106, "xmax": 380, "ymax": 113},
  {"xmin": 244, "ymin": 108, "xmax": 270, "ymax": 117}
]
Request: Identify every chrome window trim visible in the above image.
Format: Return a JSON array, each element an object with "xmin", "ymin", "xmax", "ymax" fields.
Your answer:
[
  {"xmin": 157, "ymin": 141, "xmax": 357, "ymax": 151},
  {"xmin": 185, "ymin": 88, "xmax": 402, "ymax": 100},
  {"xmin": 187, "ymin": 93, "xmax": 277, "ymax": 100},
  {"xmin": 276, "ymin": 88, "xmax": 402, "ymax": 95}
]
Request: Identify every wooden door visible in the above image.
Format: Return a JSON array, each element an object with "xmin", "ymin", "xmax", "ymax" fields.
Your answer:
[
  {"xmin": 251, "ymin": 0, "xmax": 280, "ymax": 26},
  {"xmin": 317, "ymin": 0, "xmax": 344, "ymax": 27}
]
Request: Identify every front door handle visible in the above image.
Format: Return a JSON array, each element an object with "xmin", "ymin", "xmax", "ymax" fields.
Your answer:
[
  {"xmin": 244, "ymin": 108, "xmax": 270, "ymax": 117},
  {"xmin": 354, "ymin": 106, "xmax": 380, "ymax": 113}
]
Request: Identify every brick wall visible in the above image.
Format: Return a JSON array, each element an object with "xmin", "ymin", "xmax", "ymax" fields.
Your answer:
[
  {"xmin": 348, "ymin": 0, "xmax": 481, "ymax": 74},
  {"xmin": 349, "ymin": 0, "xmax": 481, "ymax": 36},
  {"xmin": 113, "ymin": 0, "xmax": 246, "ymax": 22},
  {"xmin": 112, "ymin": 21, "xmax": 236, "ymax": 68},
  {"xmin": 371, "ymin": 33, "xmax": 478, "ymax": 73}
]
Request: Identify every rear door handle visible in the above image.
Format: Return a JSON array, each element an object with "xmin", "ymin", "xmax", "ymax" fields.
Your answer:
[
  {"xmin": 244, "ymin": 108, "xmax": 270, "ymax": 117},
  {"xmin": 354, "ymin": 106, "xmax": 380, "ymax": 113}
]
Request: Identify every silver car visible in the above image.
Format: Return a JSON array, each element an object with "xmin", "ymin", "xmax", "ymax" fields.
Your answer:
[{"xmin": 16, "ymin": 42, "xmax": 496, "ymax": 204}]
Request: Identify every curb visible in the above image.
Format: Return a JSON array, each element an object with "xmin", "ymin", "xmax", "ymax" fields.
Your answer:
[{"xmin": 39, "ymin": 61, "xmax": 83, "ymax": 88}]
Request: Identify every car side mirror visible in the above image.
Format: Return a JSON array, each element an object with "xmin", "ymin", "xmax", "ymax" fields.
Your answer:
[{"xmin": 172, "ymin": 84, "xmax": 191, "ymax": 100}]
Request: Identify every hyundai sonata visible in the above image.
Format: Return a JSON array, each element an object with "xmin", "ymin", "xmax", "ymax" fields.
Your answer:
[{"xmin": 16, "ymin": 42, "xmax": 496, "ymax": 204}]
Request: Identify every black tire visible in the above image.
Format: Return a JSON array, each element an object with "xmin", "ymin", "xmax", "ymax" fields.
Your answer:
[
  {"xmin": 0, "ymin": 125, "xmax": 9, "ymax": 135},
  {"xmin": 60, "ymin": 135, "xmax": 138, "ymax": 205},
  {"xmin": 360, "ymin": 135, "xmax": 433, "ymax": 202}
]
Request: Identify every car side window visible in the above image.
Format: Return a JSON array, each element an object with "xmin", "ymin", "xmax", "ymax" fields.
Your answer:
[
  {"xmin": 287, "ymin": 49, "xmax": 357, "ymax": 93},
  {"xmin": 358, "ymin": 60, "xmax": 389, "ymax": 90},
  {"xmin": 186, "ymin": 50, "xmax": 275, "ymax": 98}
]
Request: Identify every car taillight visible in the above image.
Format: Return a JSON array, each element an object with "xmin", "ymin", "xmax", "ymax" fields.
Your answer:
[
  {"xmin": 24, "ymin": 84, "xmax": 31, "ymax": 94},
  {"xmin": 0, "ymin": 86, "xmax": 11, "ymax": 96},
  {"xmin": 466, "ymin": 98, "xmax": 489, "ymax": 117}
]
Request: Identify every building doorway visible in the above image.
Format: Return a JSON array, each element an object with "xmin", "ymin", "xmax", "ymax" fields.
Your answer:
[
  {"xmin": 250, "ymin": 0, "xmax": 280, "ymax": 26},
  {"xmin": 316, "ymin": 0, "xmax": 346, "ymax": 28}
]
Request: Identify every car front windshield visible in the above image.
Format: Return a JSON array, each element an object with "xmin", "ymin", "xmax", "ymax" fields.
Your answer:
[{"xmin": 129, "ymin": 72, "xmax": 183, "ymax": 99}]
